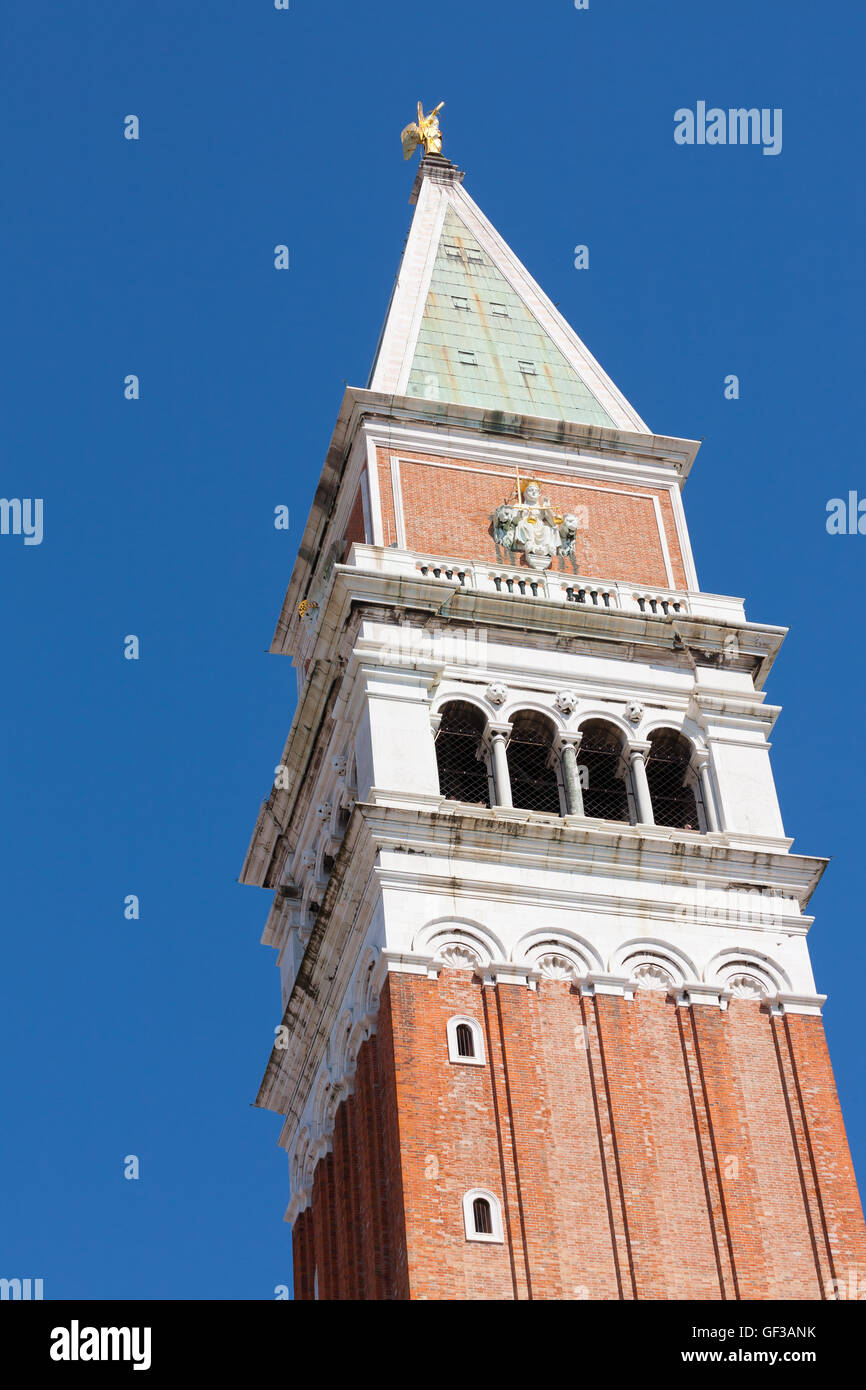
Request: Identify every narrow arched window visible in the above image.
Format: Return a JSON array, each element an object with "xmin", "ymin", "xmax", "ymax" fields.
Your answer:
[
  {"xmin": 507, "ymin": 711, "xmax": 561, "ymax": 814},
  {"xmin": 462, "ymin": 1188, "xmax": 504, "ymax": 1242},
  {"xmin": 645, "ymin": 729, "xmax": 700, "ymax": 830},
  {"xmin": 578, "ymin": 720, "xmax": 630, "ymax": 822},
  {"xmin": 435, "ymin": 702, "xmax": 491, "ymax": 807},
  {"xmin": 447, "ymin": 1016, "xmax": 485, "ymax": 1065},
  {"xmin": 473, "ymin": 1198, "xmax": 493, "ymax": 1234},
  {"xmin": 456, "ymin": 1023, "xmax": 474, "ymax": 1057}
]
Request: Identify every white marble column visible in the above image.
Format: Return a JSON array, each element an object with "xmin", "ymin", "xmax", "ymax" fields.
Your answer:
[
  {"xmin": 557, "ymin": 732, "xmax": 585, "ymax": 816},
  {"xmin": 628, "ymin": 741, "xmax": 655, "ymax": 825},
  {"xmin": 487, "ymin": 722, "xmax": 513, "ymax": 808},
  {"xmin": 692, "ymin": 749, "xmax": 719, "ymax": 832}
]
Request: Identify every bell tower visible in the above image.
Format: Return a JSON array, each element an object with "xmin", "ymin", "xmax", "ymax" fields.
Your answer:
[{"xmin": 241, "ymin": 146, "xmax": 866, "ymax": 1300}]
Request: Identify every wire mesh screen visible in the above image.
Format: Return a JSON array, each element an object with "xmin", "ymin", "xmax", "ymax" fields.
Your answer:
[
  {"xmin": 646, "ymin": 731, "xmax": 699, "ymax": 830},
  {"xmin": 507, "ymin": 715, "xmax": 561, "ymax": 814},
  {"xmin": 579, "ymin": 722, "xmax": 630, "ymax": 822},
  {"xmin": 435, "ymin": 705, "xmax": 491, "ymax": 806}
]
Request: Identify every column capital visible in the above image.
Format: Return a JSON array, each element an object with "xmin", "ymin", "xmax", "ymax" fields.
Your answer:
[
  {"xmin": 487, "ymin": 721, "xmax": 513, "ymax": 739},
  {"xmin": 628, "ymin": 740, "xmax": 652, "ymax": 759},
  {"xmin": 554, "ymin": 730, "xmax": 584, "ymax": 753}
]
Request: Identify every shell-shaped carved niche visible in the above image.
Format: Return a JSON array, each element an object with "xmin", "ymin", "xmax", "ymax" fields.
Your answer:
[
  {"xmin": 631, "ymin": 960, "xmax": 675, "ymax": 991},
  {"xmin": 354, "ymin": 949, "xmax": 381, "ymax": 1020},
  {"xmin": 706, "ymin": 948, "xmax": 789, "ymax": 998},
  {"xmin": 514, "ymin": 929, "xmax": 603, "ymax": 980},
  {"xmin": 437, "ymin": 942, "xmax": 482, "ymax": 971},
  {"xmin": 310, "ymin": 1071, "xmax": 334, "ymax": 1141},
  {"xmin": 291, "ymin": 1129, "xmax": 314, "ymax": 1192},
  {"xmin": 727, "ymin": 973, "xmax": 768, "ymax": 999},
  {"xmin": 535, "ymin": 953, "xmax": 581, "ymax": 983},
  {"xmin": 413, "ymin": 918, "xmax": 504, "ymax": 971},
  {"xmin": 612, "ymin": 939, "xmax": 696, "ymax": 992},
  {"xmin": 333, "ymin": 1012, "xmax": 354, "ymax": 1077}
]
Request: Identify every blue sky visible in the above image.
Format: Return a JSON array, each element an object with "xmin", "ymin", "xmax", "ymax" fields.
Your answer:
[{"xmin": 2, "ymin": 0, "xmax": 864, "ymax": 1298}]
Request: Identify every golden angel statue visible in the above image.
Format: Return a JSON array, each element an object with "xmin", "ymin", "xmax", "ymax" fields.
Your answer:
[{"xmin": 401, "ymin": 101, "xmax": 445, "ymax": 160}]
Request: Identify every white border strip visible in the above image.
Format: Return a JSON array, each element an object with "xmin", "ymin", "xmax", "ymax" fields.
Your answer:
[{"xmin": 390, "ymin": 455, "xmax": 408, "ymax": 550}]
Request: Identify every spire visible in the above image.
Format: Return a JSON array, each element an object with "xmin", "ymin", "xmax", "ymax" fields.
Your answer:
[{"xmin": 368, "ymin": 152, "xmax": 648, "ymax": 432}]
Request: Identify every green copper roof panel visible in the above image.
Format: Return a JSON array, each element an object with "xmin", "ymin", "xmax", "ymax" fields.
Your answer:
[{"xmin": 406, "ymin": 208, "xmax": 615, "ymax": 427}]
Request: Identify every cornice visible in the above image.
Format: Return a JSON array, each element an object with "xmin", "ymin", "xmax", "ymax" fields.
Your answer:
[
  {"xmin": 280, "ymin": 553, "xmax": 785, "ymax": 674},
  {"xmin": 374, "ymin": 867, "xmax": 814, "ymax": 937},
  {"xmin": 359, "ymin": 802, "xmax": 826, "ymax": 907},
  {"xmin": 363, "ymin": 419, "xmax": 693, "ymax": 491}
]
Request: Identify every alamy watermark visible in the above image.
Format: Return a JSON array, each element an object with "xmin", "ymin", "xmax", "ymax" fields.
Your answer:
[
  {"xmin": 675, "ymin": 103, "xmax": 782, "ymax": 157},
  {"xmin": 675, "ymin": 879, "xmax": 789, "ymax": 927},
  {"xmin": 50, "ymin": 1322, "xmax": 152, "ymax": 1371},
  {"xmin": 0, "ymin": 498, "xmax": 43, "ymax": 545},
  {"xmin": 826, "ymin": 492, "xmax": 866, "ymax": 534},
  {"xmin": 1, "ymin": 1277, "xmax": 43, "ymax": 1300},
  {"xmin": 375, "ymin": 622, "xmax": 489, "ymax": 671}
]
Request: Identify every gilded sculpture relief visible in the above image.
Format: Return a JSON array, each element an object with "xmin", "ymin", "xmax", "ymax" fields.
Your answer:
[{"xmin": 491, "ymin": 476, "xmax": 586, "ymax": 572}]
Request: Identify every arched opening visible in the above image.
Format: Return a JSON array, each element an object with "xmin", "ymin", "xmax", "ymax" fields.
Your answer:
[
  {"xmin": 447, "ymin": 1015, "xmax": 485, "ymax": 1065},
  {"xmin": 472, "ymin": 1197, "xmax": 493, "ymax": 1235},
  {"xmin": 578, "ymin": 720, "xmax": 630, "ymax": 822},
  {"xmin": 507, "ymin": 711, "xmax": 561, "ymax": 814},
  {"xmin": 645, "ymin": 729, "xmax": 700, "ymax": 830},
  {"xmin": 434, "ymin": 702, "xmax": 491, "ymax": 807},
  {"xmin": 462, "ymin": 1187, "xmax": 504, "ymax": 1242}
]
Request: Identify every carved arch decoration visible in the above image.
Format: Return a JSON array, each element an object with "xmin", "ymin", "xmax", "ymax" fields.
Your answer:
[
  {"xmin": 353, "ymin": 947, "xmax": 382, "ymax": 1022},
  {"xmin": 705, "ymin": 948, "xmax": 790, "ymax": 999},
  {"xmin": 412, "ymin": 917, "xmax": 506, "ymax": 971},
  {"xmin": 611, "ymin": 938, "xmax": 699, "ymax": 992},
  {"xmin": 513, "ymin": 928, "xmax": 603, "ymax": 983}
]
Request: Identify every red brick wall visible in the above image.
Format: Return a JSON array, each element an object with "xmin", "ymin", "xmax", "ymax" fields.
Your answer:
[
  {"xmin": 343, "ymin": 477, "xmax": 367, "ymax": 550},
  {"xmin": 783, "ymin": 1014, "xmax": 866, "ymax": 1290},
  {"xmin": 375, "ymin": 447, "xmax": 687, "ymax": 589},
  {"xmin": 295, "ymin": 973, "xmax": 866, "ymax": 1300},
  {"xmin": 291, "ymin": 1008, "xmax": 408, "ymax": 1301}
]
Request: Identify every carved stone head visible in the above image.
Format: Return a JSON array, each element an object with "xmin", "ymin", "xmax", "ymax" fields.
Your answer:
[{"xmin": 554, "ymin": 689, "xmax": 579, "ymax": 715}]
